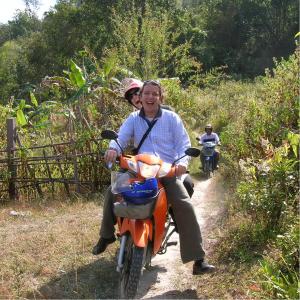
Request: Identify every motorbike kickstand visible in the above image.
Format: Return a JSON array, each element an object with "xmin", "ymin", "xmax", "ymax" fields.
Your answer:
[{"xmin": 158, "ymin": 227, "xmax": 177, "ymax": 254}]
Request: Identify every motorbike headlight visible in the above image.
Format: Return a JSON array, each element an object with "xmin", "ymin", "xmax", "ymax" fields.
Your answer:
[{"xmin": 137, "ymin": 161, "xmax": 160, "ymax": 178}]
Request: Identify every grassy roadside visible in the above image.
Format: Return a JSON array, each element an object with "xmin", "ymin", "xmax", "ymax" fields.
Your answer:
[{"xmin": 0, "ymin": 195, "xmax": 120, "ymax": 299}]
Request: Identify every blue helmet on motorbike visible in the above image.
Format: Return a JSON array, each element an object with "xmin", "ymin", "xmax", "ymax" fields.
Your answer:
[{"xmin": 121, "ymin": 178, "xmax": 159, "ymax": 205}]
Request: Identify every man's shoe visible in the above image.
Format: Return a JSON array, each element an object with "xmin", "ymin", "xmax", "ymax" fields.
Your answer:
[
  {"xmin": 92, "ymin": 236, "xmax": 116, "ymax": 255},
  {"xmin": 193, "ymin": 259, "xmax": 216, "ymax": 275}
]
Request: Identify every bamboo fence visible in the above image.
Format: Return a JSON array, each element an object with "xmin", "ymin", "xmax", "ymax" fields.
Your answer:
[{"xmin": 0, "ymin": 118, "xmax": 109, "ymax": 200}]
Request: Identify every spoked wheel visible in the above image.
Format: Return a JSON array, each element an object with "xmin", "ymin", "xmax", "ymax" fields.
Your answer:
[{"xmin": 120, "ymin": 236, "xmax": 144, "ymax": 299}]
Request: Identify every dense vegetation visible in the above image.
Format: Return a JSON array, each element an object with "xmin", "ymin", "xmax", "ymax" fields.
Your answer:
[
  {"xmin": 0, "ymin": 0, "xmax": 298, "ymax": 103},
  {"xmin": 0, "ymin": 0, "xmax": 298, "ymax": 298},
  {"xmin": 198, "ymin": 49, "xmax": 299, "ymax": 299}
]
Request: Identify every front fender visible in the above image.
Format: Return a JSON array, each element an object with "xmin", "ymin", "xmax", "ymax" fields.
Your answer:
[{"xmin": 119, "ymin": 218, "xmax": 152, "ymax": 248}]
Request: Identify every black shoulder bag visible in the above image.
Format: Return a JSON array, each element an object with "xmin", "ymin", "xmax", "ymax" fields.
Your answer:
[{"xmin": 131, "ymin": 120, "xmax": 158, "ymax": 155}]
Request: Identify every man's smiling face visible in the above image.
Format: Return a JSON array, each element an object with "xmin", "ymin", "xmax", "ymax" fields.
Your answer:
[{"xmin": 140, "ymin": 84, "xmax": 161, "ymax": 117}]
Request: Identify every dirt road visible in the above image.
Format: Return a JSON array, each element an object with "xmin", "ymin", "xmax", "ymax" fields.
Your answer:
[{"xmin": 136, "ymin": 174, "xmax": 225, "ymax": 299}]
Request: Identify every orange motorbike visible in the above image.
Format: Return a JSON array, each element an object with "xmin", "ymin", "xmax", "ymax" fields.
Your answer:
[{"xmin": 101, "ymin": 130, "xmax": 200, "ymax": 298}]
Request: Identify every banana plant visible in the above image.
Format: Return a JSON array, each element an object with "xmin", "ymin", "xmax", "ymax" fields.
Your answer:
[{"xmin": 14, "ymin": 91, "xmax": 58, "ymax": 128}]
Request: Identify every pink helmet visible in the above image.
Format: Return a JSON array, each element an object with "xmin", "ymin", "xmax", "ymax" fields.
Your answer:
[{"xmin": 124, "ymin": 79, "xmax": 143, "ymax": 103}]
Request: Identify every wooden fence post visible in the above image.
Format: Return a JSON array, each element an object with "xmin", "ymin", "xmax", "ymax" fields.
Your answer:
[{"xmin": 7, "ymin": 118, "xmax": 17, "ymax": 199}]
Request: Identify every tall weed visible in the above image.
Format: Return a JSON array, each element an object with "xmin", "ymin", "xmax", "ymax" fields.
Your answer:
[
  {"xmin": 197, "ymin": 48, "xmax": 299, "ymax": 298},
  {"xmin": 258, "ymin": 224, "xmax": 299, "ymax": 299}
]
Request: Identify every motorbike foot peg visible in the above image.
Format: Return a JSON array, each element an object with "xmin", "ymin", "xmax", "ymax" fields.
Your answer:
[{"xmin": 166, "ymin": 241, "xmax": 178, "ymax": 247}]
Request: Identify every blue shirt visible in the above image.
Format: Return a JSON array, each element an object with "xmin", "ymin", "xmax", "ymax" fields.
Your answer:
[
  {"xmin": 110, "ymin": 107, "xmax": 191, "ymax": 167},
  {"xmin": 198, "ymin": 132, "xmax": 220, "ymax": 144}
]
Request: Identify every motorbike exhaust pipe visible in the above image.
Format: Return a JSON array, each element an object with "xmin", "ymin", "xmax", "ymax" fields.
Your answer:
[{"xmin": 117, "ymin": 235, "xmax": 127, "ymax": 272}]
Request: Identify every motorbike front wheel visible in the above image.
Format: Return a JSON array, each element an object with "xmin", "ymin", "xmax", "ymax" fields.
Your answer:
[
  {"xmin": 120, "ymin": 236, "xmax": 144, "ymax": 299},
  {"xmin": 203, "ymin": 160, "xmax": 212, "ymax": 178}
]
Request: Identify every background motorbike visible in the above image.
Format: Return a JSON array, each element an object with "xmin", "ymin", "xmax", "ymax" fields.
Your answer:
[
  {"xmin": 201, "ymin": 141, "xmax": 217, "ymax": 178},
  {"xmin": 196, "ymin": 138, "xmax": 217, "ymax": 178}
]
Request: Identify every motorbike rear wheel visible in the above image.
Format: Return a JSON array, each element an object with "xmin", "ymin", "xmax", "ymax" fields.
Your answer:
[{"xmin": 120, "ymin": 236, "xmax": 144, "ymax": 299}]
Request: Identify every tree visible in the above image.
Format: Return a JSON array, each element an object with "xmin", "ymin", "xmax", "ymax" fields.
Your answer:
[
  {"xmin": 110, "ymin": 1, "xmax": 201, "ymax": 81},
  {"xmin": 0, "ymin": 41, "xmax": 23, "ymax": 103},
  {"xmin": 6, "ymin": 10, "xmax": 41, "ymax": 40},
  {"xmin": 194, "ymin": 0, "xmax": 298, "ymax": 76}
]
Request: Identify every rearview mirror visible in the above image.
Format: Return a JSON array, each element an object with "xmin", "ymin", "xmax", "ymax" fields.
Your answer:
[
  {"xmin": 101, "ymin": 129, "xmax": 124, "ymax": 155},
  {"xmin": 101, "ymin": 130, "xmax": 118, "ymax": 140},
  {"xmin": 172, "ymin": 147, "xmax": 201, "ymax": 166},
  {"xmin": 185, "ymin": 147, "xmax": 201, "ymax": 157}
]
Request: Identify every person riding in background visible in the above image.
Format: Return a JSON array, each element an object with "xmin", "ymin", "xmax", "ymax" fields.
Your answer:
[
  {"xmin": 123, "ymin": 78, "xmax": 194, "ymax": 197},
  {"xmin": 197, "ymin": 124, "xmax": 221, "ymax": 170},
  {"xmin": 92, "ymin": 80, "xmax": 215, "ymax": 275}
]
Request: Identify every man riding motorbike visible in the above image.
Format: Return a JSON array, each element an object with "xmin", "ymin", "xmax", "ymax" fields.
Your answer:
[
  {"xmin": 92, "ymin": 80, "xmax": 215, "ymax": 274},
  {"xmin": 197, "ymin": 124, "xmax": 221, "ymax": 170},
  {"xmin": 123, "ymin": 78, "xmax": 194, "ymax": 198}
]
